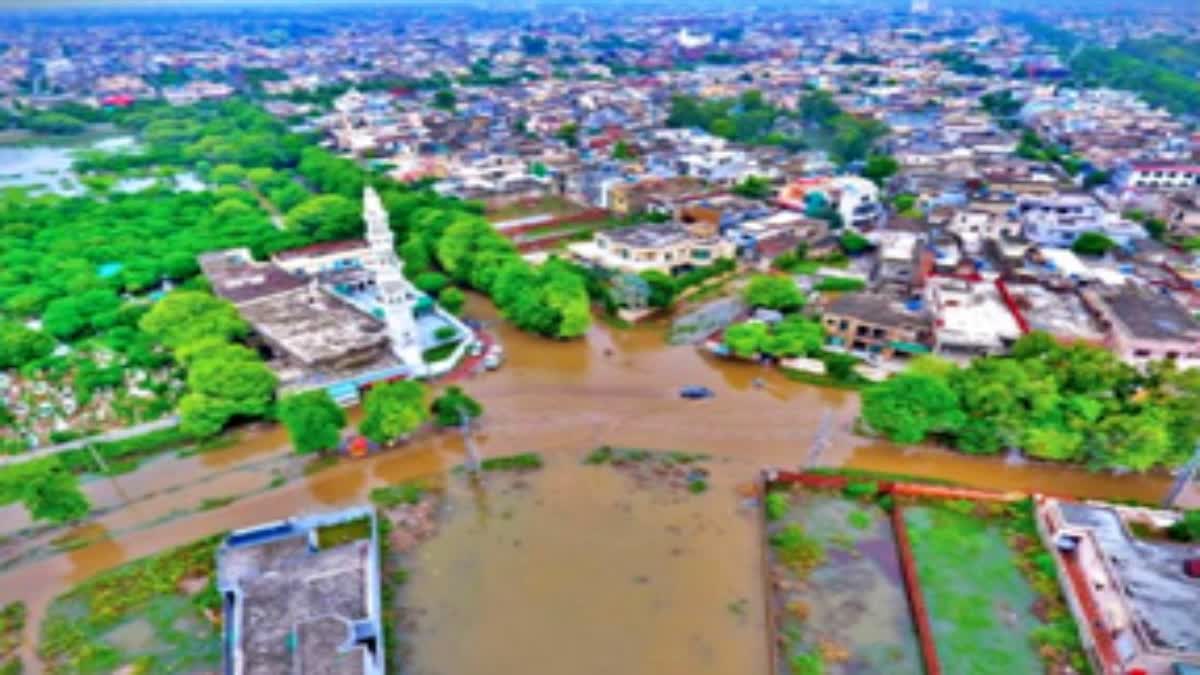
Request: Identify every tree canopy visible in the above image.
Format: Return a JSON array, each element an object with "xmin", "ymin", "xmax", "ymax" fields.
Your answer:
[
  {"xmin": 360, "ymin": 380, "xmax": 429, "ymax": 444},
  {"xmin": 861, "ymin": 332, "xmax": 1200, "ymax": 470},
  {"xmin": 278, "ymin": 390, "xmax": 346, "ymax": 455},
  {"xmin": 744, "ymin": 275, "xmax": 805, "ymax": 312},
  {"xmin": 430, "ymin": 386, "xmax": 483, "ymax": 428}
]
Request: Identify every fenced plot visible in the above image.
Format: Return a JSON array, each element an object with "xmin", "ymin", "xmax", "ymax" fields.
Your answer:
[
  {"xmin": 902, "ymin": 505, "xmax": 1044, "ymax": 675},
  {"xmin": 765, "ymin": 489, "xmax": 922, "ymax": 675}
]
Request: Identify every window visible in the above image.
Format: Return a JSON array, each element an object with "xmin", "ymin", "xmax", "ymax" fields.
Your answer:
[
  {"xmin": 691, "ymin": 249, "xmax": 711, "ymax": 260},
  {"xmin": 1133, "ymin": 349, "xmax": 1152, "ymax": 358}
]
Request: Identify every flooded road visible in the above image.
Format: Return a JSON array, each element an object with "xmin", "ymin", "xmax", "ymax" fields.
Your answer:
[{"xmin": 0, "ymin": 294, "xmax": 1186, "ymax": 671}]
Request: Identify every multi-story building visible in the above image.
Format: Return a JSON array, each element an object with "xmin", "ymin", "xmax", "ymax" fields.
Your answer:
[
  {"xmin": 821, "ymin": 293, "xmax": 932, "ymax": 360},
  {"xmin": 567, "ymin": 222, "xmax": 735, "ymax": 275},
  {"xmin": 1084, "ymin": 284, "xmax": 1200, "ymax": 369},
  {"xmin": 1121, "ymin": 162, "xmax": 1200, "ymax": 191},
  {"xmin": 1019, "ymin": 193, "xmax": 1145, "ymax": 248}
]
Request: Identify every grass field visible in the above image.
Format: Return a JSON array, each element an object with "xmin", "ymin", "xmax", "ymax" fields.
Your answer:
[{"xmin": 903, "ymin": 504, "xmax": 1044, "ymax": 675}]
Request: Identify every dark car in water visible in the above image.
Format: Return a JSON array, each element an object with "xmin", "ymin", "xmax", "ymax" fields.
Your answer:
[{"xmin": 679, "ymin": 385, "xmax": 715, "ymax": 400}]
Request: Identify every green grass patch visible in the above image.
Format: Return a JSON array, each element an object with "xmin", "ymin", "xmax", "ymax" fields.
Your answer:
[
  {"xmin": 370, "ymin": 482, "xmax": 425, "ymax": 508},
  {"xmin": 584, "ymin": 446, "xmax": 707, "ymax": 465},
  {"xmin": 480, "ymin": 452, "xmax": 543, "ymax": 471},
  {"xmin": 687, "ymin": 478, "xmax": 708, "ymax": 494},
  {"xmin": 904, "ymin": 505, "xmax": 1045, "ymax": 674},
  {"xmin": 422, "ymin": 340, "xmax": 461, "ymax": 363},
  {"xmin": 38, "ymin": 536, "xmax": 222, "ymax": 674},
  {"xmin": 198, "ymin": 495, "xmax": 236, "ymax": 511},
  {"xmin": 316, "ymin": 516, "xmax": 372, "ymax": 549}
]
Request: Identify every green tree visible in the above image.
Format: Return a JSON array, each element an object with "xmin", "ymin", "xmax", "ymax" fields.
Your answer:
[
  {"xmin": 761, "ymin": 316, "xmax": 824, "ymax": 358},
  {"xmin": 438, "ymin": 286, "xmax": 466, "ymax": 314},
  {"xmin": 360, "ymin": 381, "xmax": 429, "ymax": 444},
  {"xmin": 732, "ymin": 175, "xmax": 773, "ymax": 199},
  {"xmin": 555, "ymin": 122, "xmax": 579, "ymax": 147},
  {"xmin": 611, "ymin": 140, "xmax": 635, "ymax": 161},
  {"xmin": 210, "ymin": 163, "xmax": 247, "ymax": 186},
  {"xmin": 725, "ymin": 321, "xmax": 768, "ymax": 358},
  {"xmin": 430, "ymin": 386, "xmax": 483, "ymax": 427},
  {"xmin": 140, "ymin": 291, "xmax": 247, "ymax": 350},
  {"xmin": 22, "ymin": 467, "xmax": 89, "ymax": 524},
  {"xmin": 25, "ymin": 112, "xmax": 86, "ymax": 135},
  {"xmin": 414, "ymin": 271, "xmax": 450, "ymax": 295},
  {"xmin": 743, "ymin": 275, "xmax": 805, "ymax": 312},
  {"xmin": 639, "ymin": 270, "xmax": 678, "ymax": 309},
  {"xmin": 839, "ymin": 231, "xmax": 871, "ymax": 255},
  {"xmin": 1071, "ymin": 231, "xmax": 1117, "ymax": 256},
  {"xmin": 278, "ymin": 390, "xmax": 346, "ymax": 455},
  {"xmin": 862, "ymin": 154, "xmax": 899, "ymax": 186},
  {"xmin": 432, "ymin": 89, "xmax": 457, "ymax": 111},
  {"xmin": 285, "ymin": 194, "xmax": 361, "ymax": 241},
  {"xmin": 862, "ymin": 373, "xmax": 965, "ymax": 444},
  {"xmin": 0, "ymin": 321, "xmax": 54, "ymax": 369}
]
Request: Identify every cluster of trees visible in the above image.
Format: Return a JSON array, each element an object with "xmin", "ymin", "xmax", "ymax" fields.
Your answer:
[
  {"xmin": 796, "ymin": 90, "xmax": 890, "ymax": 165},
  {"xmin": 0, "ymin": 188, "xmax": 289, "ymax": 333},
  {"xmin": 0, "ymin": 456, "xmax": 89, "ymax": 525},
  {"xmin": 665, "ymin": 89, "xmax": 890, "ymax": 164},
  {"xmin": 933, "ymin": 50, "xmax": 991, "ymax": 76},
  {"xmin": 724, "ymin": 316, "xmax": 824, "ymax": 359},
  {"xmin": 1015, "ymin": 130, "xmax": 1085, "ymax": 176},
  {"xmin": 1017, "ymin": 15, "xmax": 1200, "ymax": 116},
  {"xmin": 139, "ymin": 291, "xmax": 276, "ymax": 438},
  {"xmin": 1072, "ymin": 45, "xmax": 1200, "ymax": 116},
  {"xmin": 861, "ymin": 333, "xmax": 1200, "ymax": 471},
  {"xmin": 638, "ymin": 258, "xmax": 736, "ymax": 309},
  {"xmin": 399, "ymin": 208, "xmax": 590, "ymax": 338},
  {"xmin": 744, "ymin": 275, "xmax": 806, "ymax": 312},
  {"xmin": 278, "ymin": 383, "xmax": 484, "ymax": 454},
  {"xmin": 667, "ymin": 90, "xmax": 801, "ymax": 148}
]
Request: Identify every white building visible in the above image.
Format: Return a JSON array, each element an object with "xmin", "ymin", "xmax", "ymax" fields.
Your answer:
[
  {"xmin": 925, "ymin": 276, "xmax": 1022, "ymax": 358},
  {"xmin": 1122, "ymin": 162, "xmax": 1200, "ymax": 191},
  {"xmin": 1019, "ymin": 194, "xmax": 1145, "ymax": 248}
]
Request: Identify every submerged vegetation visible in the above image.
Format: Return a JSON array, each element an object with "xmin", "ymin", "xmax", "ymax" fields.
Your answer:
[{"xmin": 38, "ymin": 536, "xmax": 222, "ymax": 674}]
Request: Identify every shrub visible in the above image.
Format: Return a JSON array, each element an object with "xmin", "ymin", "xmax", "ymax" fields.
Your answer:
[
  {"xmin": 765, "ymin": 491, "xmax": 790, "ymax": 521},
  {"xmin": 842, "ymin": 480, "xmax": 879, "ymax": 499}
]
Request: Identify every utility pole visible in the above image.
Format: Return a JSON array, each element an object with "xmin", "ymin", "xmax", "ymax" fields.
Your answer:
[
  {"xmin": 1163, "ymin": 445, "xmax": 1200, "ymax": 509},
  {"xmin": 459, "ymin": 406, "xmax": 482, "ymax": 476}
]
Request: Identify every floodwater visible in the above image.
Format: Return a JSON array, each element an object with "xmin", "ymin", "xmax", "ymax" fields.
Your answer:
[
  {"xmin": 402, "ymin": 458, "xmax": 766, "ymax": 675},
  {"xmin": 0, "ymin": 294, "xmax": 1186, "ymax": 672},
  {"xmin": 0, "ymin": 132, "xmax": 202, "ymax": 195}
]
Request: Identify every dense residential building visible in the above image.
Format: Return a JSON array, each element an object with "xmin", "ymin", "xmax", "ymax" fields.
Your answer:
[
  {"xmin": 821, "ymin": 293, "xmax": 932, "ymax": 360},
  {"xmin": 1085, "ymin": 284, "xmax": 1200, "ymax": 369},
  {"xmin": 568, "ymin": 222, "xmax": 735, "ymax": 275}
]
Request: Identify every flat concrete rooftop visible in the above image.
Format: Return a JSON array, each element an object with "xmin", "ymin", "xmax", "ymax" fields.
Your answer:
[{"xmin": 1060, "ymin": 502, "xmax": 1200, "ymax": 655}]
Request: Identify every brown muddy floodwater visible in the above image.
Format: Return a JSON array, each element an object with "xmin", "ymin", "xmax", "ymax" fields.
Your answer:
[
  {"xmin": 403, "ymin": 457, "xmax": 766, "ymax": 675},
  {"xmin": 0, "ymin": 294, "xmax": 1185, "ymax": 672}
]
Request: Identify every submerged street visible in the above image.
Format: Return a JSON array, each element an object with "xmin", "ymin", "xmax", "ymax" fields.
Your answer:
[{"xmin": 0, "ymin": 296, "xmax": 1192, "ymax": 670}]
